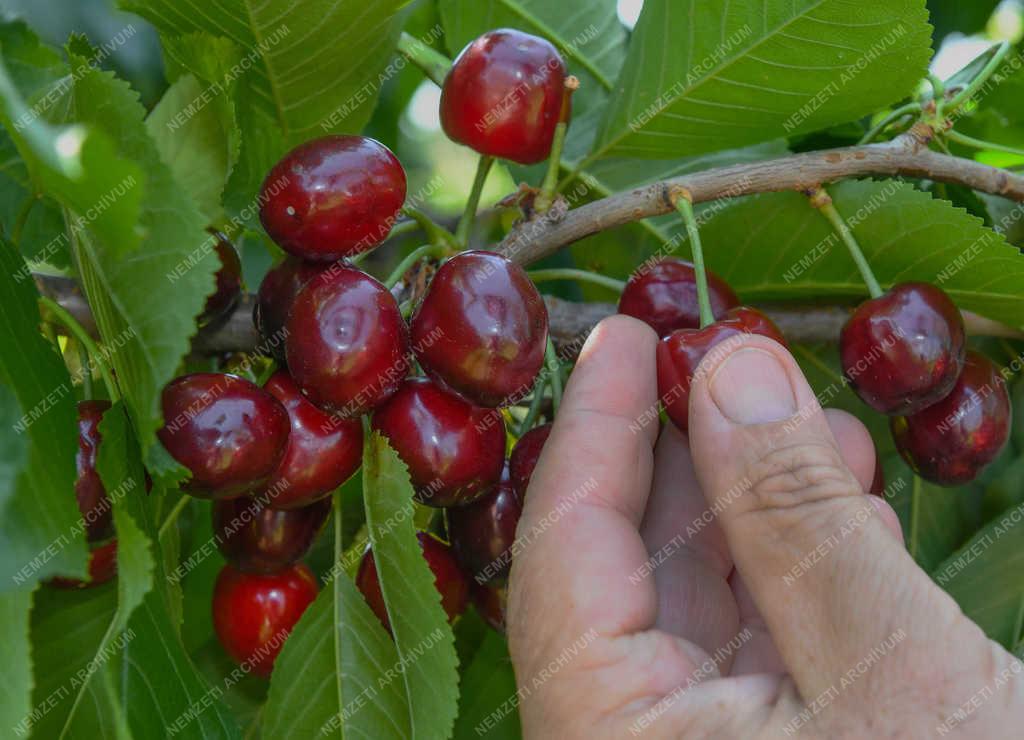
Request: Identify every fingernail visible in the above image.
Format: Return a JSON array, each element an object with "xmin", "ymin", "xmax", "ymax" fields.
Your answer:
[{"xmin": 709, "ymin": 348, "xmax": 796, "ymax": 425}]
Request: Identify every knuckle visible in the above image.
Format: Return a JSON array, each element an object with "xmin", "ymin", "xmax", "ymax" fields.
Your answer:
[{"xmin": 742, "ymin": 441, "xmax": 859, "ymax": 513}]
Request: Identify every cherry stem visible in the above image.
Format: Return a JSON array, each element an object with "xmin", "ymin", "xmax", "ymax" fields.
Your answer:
[
  {"xmin": 535, "ymin": 76, "xmax": 579, "ymax": 214},
  {"xmin": 455, "ymin": 154, "xmax": 494, "ymax": 247},
  {"xmin": 396, "ymin": 32, "xmax": 451, "ymax": 86},
  {"xmin": 383, "ymin": 243, "xmax": 449, "ymax": 289},
  {"xmin": 946, "ymin": 41, "xmax": 1010, "ymax": 114},
  {"xmin": 946, "ymin": 129, "xmax": 1024, "ymax": 159},
  {"xmin": 518, "ymin": 377, "xmax": 547, "ymax": 436},
  {"xmin": 76, "ymin": 339, "xmax": 93, "ymax": 399},
  {"xmin": 808, "ymin": 188, "xmax": 883, "ymax": 299},
  {"xmin": 38, "ymin": 295, "xmax": 120, "ymax": 401},
  {"xmin": 858, "ymin": 102, "xmax": 922, "ymax": 145},
  {"xmin": 670, "ymin": 188, "xmax": 715, "ymax": 328},
  {"xmin": 401, "ymin": 206, "xmax": 456, "ymax": 250},
  {"xmin": 527, "ymin": 268, "xmax": 625, "ymax": 294},
  {"xmin": 545, "ymin": 338, "xmax": 562, "ymax": 413},
  {"xmin": 157, "ymin": 494, "xmax": 190, "ymax": 542}
]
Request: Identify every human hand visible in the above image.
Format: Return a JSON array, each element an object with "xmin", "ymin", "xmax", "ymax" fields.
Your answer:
[{"xmin": 508, "ymin": 316, "xmax": 1024, "ymax": 739}]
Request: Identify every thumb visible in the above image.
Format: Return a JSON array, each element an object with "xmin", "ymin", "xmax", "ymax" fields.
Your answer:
[{"xmin": 685, "ymin": 334, "xmax": 997, "ymax": 705}]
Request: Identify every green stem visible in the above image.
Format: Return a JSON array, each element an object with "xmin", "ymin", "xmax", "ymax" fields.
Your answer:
[
  {"xmin": 39, "ymin": 296, "xmax": 120, "ymax": 400},
  {"xmin": 76, "ymin": 339, "xmax": 93, "ymax": 399},
  {"xmin": 810, "ymin": 189, "xmax": 883, "ymax": 299},
  {"xmin": 455, "ymin": 154, "xmax": 494, "ymax": 246},
  {"xmin": 401, "ymin": 206, "xmax": 456, "ymax": 250},
  {"xmin": 386, "ymin": 219, "xmax": 421, "ymax": 242},
  {"xmin": 946, "ymin": 129, "xmax": 1024, "ymax": 159},
  {"xmin": 397, "ymin": 32, "xmax": 451, "ymax": 86},
  {"xmin": 671, "ymin": 191, "xmax": 715, "ymax": 327},
  {"xmin": 158, "ymin": 494, "xmax": 190, "ymax": 542},
  {"xmin": 545, "ymin": 338, "xmax": 562, "ymax": 414},
  {"xmin": 858, "ymin": 102, "xmax": 921, "ymax": 145},
  {"xmin": 533, "ymin": 122, "xmax": 568, "ymax": 214},
  {"xmin": 947, "ymin": 41, "xmax": 1011, "ymax": 113},
  {"xmin": 518, "ymin": 378, "xmax": 547, "ymax": 435},
  {"xmin": 383, "ymin": 243, "xmax": 449, "ymax": 289},
  {"xmin": 11, "ymin": 194, "xmax": 37, "ymax": 247},
  {"xmin": 527, "ymin": 268, "xmax": 625, "ymax": 294}
]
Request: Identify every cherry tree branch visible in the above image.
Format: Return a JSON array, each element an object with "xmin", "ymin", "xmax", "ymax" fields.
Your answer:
[{"xmin": 497, "ymin": 127, "xmax": 1024, "ymax": 266}]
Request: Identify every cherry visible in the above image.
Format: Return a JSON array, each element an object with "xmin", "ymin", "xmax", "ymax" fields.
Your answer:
[
  {"xmin": 213, "ymin": 495, "xmax": 330, "ymax": 574},
  {"xmin": 158, "ymin": 373, "xmax": 290, "ymax": 499},
  {"xmin": 262, "ymin": 370, "xmax": 362, "ymax": 508},
  {"xmin": 356, "ymin": 532, "xmax": 469, "ymax": 632},
  {"xmin": 212, "ymin": 562, "xmax": 318, "ymax": 677},
  {"xmin": 198, "ymin": 230, "xmax": 243, "ymax": 327},
  {"xmin": 259, "ymin": 135, "xmax": 406, "ymax": 261},
  {"xmin": 840, "ymin": 283, "xmax": 966, "ymax": 416},
  {"xmin": 286, "ymin": 265, "xmax": 409, "ymax": 417},
  {"xmin": 48, "ymin": 540, "xmax": 118, "ymax": 589},
  {"xmin": 254, "ymin": 257, "xmax": 332, "ymax": 363},
  {"xmin": 508, "ymin": 423, "xmax": 551, "ymax": 498},
  {"xmin": 890, "ymin": 351, "xmax": 1011, "ymax": 486},
  {"xmin": 440, "ymin": 29, "xmax": 568, "ymax": 165},
  {"xmin": 76, "ymin": 400, "xmax": 113, "ymax": 542},
  {"xmin": 371, "ymin": 378, "xmax": 506, "ymax": 507},
  {"xmin": 618, "ymin": 259, "xmax": 740, "ymax": 338},
  {"xmin": 870, "ymin": 460, "xmax": 885, "ymax": 496},
  {"xmin": 449, "ymin": 467, "xmax": 522, "ymax": 585},
  {"xmin": 471, "ymin": 582, "xmax": 507, "ymax": 633},
  {"xmin": 411, "ymin": 251, "xmax": 548, "ymax": 408},
  {"xmin": 657, "ymin": 307, "xmax": 787, "ymax": 433}
]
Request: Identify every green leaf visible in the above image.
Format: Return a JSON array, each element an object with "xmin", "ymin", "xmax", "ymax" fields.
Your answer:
[
  {"xmin": 363, "ymin": 432, "xmax": 460, "ymax": 740},
  {"xmin": 145, "ymin": 73, "xmax": 238, "ymax": 222},
  {"xmin": 696, "ymin": 180, "xmax": 1024, "ymax": 328},
  {"xmin": 0, "ymin": 243, "xmax": 86, "ymax": 589},
  {"xmin": 453, "ymin": 631, "xmax": 520, "ymax": 739},
  {"xmin": 932, "ymin": 503, "xmax": 1024, "ymax": 649},
  {"xmin": 928, "ymin": 0, "xmax": 999, "ymax": 42},
  {"xmin": 0, "ymin": 589, "xmax": 34, "ymax": 738},
  {"xmin": 589, "ymin": 0, "xmax": 932, "ymax": 161},
  {"xmin": 263, "ymin": 551, "xmax": 411, "ymax": 739}
]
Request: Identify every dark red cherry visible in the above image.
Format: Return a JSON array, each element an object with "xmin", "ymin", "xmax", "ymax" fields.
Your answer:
[
  {"xmin": 618, "ymin": 259, "xmax": 740, "ymax": 338},
  {"xmin": 48, "ymin": 540, "xmax": 118, "ymax": 589},
  {"xmin": 890, "ymin": 352, "xmax": 1010, "ymax": 486},
  {"xmin": 411, "ymin": 251, "xmax": 548, "ymax": 408},
  {"xmin": 441, "ymin": 29, "xmax": 568, "ymax": 164},
  {"xmin": 254, "ymin": 257, "xmax": 333, "ymax": 363},
  {"xmin": 870, "ymin": 460, "xmax": 885, "ymax": 496},
  {"xmin": 158, "ymin": 373, "xmax": 290, "ymax": 499},
  {"xmin": 213, "ymin": 495, "xmax": 330, "ymax": 574},
  {"xmin": 371, "ymin": 378, "xmax": 505, "ymax": 507},
  {"xmin": 356, "ymin": 532, "xmax": 469, "ymax": 632},
  {"xmin": 841, "ymin": 283, "xmax": 966, "ymax": 416},
  {"xmin": 471, "ymin": 582, "xmax": 507, "ymax": 633},
  {"xmin": 199, "ymin": 230, "xmax": 243, "ymax": 327},
  {"xmin": 262, "ymin": 370, "xmax": 362, "ymax": 508},
  {"xmin": 449, "ymin": 467, "xmax": 522, "ymax": 585},
  {"xmin": 76, "ymin": 400, "xmax": 113, "ymax": 542},
  {"xmin": 657, "ymin": 307, "xmax": 787, "ymax": 434},
  {"xmin": 259, "ymin": 135, "xmax": 406, "ymax": 261},
  {"xmin": 212, "ymin": 562, "xmax": 318, "ymax": 677},
  {"xmin": 508, "ymin": 423, "xmax": 551, "ymax": 498},
  {"xmin": 286, "ymin": 265, "xmax": 409, "ymax": 417}
]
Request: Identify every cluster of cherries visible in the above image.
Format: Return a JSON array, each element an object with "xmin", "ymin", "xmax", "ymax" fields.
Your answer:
[
  {"xmin": 634, "ymin": 259, "xmax": 1010, "ymax": 487},
  {"xmin": 48, "ymin": 26, "xmax": 570, "ymax": 674}
]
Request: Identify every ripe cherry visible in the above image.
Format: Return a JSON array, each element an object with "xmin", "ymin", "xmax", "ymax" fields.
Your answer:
[
  {"xmin": 890, "ymin": 351, "xmax": 1010, "ymax": 486},
  {"xmin": 449, "ymin": 467, "xmax": 522, "ymax": 585},
  {"xmin": 411, "ymin": 251, "xmax": 548, "ymax": 408},
  {"xmin": 356, "ymin": 532, "xmax": 469, "ymax": 632},
  {"xmin": 262, "ymin": 370, "xmax": 362, "ymax": 508},
  {"xmin": 286, "ymin": 265, "xmax": 409, "ymax": 417},
  {"xmin": 212, "ymin": 562, "xmax": 318, "ymax": 677},
  {"xmin": 840, "ymin": 283, "xmax": 966, "ymax": 416},
  {"xmin": 471, "ymin": 582, "xmax": 507, "ymax": 633},
  {"xmin": 657, "ymin": 307, "xmax": 787, "ymax": 434},
  {"xmin": 259, "ymin": 135, "xmax": 406, "ymax": 261},
  {"xmin": 48, "ymin": 540, "xmax": 118, "ymax": 589},
  {"xmin": 508, "ymin": 423, "xmax": 551, "ymax": 498},
  {"xmin": 618, "ymin": 259, "xmax": 740, "ymax": 338},
  {"xmin": 440, "ymin": 29, "xmax": 568, "ymax": 165},
  {"xmin": 254, "ymin": 257, "xmax": 332, "ymax": 363},
  {"xmin": 371, "ymin": 378, "xmax": 505, "ymax": 507},
  {"xmin": 158, "ymin": 373, "xmax": 290, "ymax": 499},
  {"xmin": 199, "ymin": 230, "xmax": 243, "ymax": 327},
  {"xmin": 76, "ymin": 400, "xmax": 113, "ymax": 542},
  {"xmin": 213, "ymin": 495, "xmax": 330, "ymax": 574}
]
